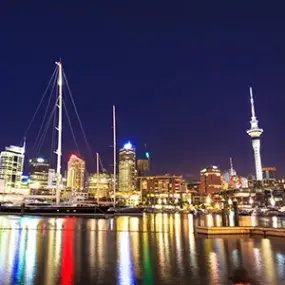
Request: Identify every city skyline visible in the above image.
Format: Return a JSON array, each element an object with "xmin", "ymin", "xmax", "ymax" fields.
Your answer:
[{"xmin": 1, "ymin": 2, "xmax": 285, "ymax": 178}]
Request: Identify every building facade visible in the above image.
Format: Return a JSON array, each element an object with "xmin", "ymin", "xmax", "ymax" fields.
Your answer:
[
  {"xmin": 29, "ymin": 158, "xmax": 49, "ymax": 189},
  {"xmin": 0, "ymin": 143, "xmax": 25, "ymax": 193},
  {"xmin": 118, "ymin": 142, "xmax": 136, "ymax": 192},
  {"xmin": 138, "ymin": 175, "xmax": 190, "ymax": 207},
  {"xmin": 200, "ymin": 166, "xmax": 222, "ymax": 195},
  {"xmin": 67, "ymin": 154, "xmax": 85, "ymax": 191},
  {"xmin": 87, "ymin": 173, "xmax": 112, "ymax": 199},
  {"xmin": 137, "ymin": 159, "xmax": 150, "ymax": 176},
  {"xmin": 262, "ymin": 167, "xmax": 276, "ymax": 180}
]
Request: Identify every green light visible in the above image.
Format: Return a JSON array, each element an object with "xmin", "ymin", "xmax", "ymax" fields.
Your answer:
[{"xmin": 146, "ymin": 152, "xmax": 150, "ymax": 159}]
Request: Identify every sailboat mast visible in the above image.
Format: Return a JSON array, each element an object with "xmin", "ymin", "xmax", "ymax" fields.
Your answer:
[
  {"xmin": 113, "ymin": 105, "xmax": 116, "ymax": 208},
  {"xmin": 96, "ymin": 152, "xmax": 99, "ymax": 204},
  {"xmin": 55, "ymin": 61, "xmax": 63, "ymax": 206}
]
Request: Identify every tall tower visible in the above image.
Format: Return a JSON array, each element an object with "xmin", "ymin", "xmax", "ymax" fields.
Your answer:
[
  {"xmin": 247, "ymin": 87, "xmax": 263, "ymax": 181},
  {"xmin": 67, "ymin": 154, "xmax": 86, "ymax": 191},
  {"xmin": 118, "ymin": 141, "xmax": 136, "ymax": 192}
]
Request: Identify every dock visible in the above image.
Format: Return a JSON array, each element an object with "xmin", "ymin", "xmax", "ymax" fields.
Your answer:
[
  {"xmin": 0, "ymin": 206, "xmax": 144, "ymax": 218},
  {"xmin": 196, "ymin": 226, "xmax": 285, "ymax": 237}
]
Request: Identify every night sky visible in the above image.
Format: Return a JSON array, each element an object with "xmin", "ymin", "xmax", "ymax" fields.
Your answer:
[{"xmin": 1, "ymin": 2, "xmax": 285, "ymax": 179}]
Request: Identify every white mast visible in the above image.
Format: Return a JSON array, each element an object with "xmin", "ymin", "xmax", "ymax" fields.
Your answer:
[
  {"xmin": 96, "ymin": 152, "xmax": 99, "ymax": 204},
  {"xmin": 113, "ymin": 105, "xmax": 117, "ymax": 208},
  {"xmin": 55, "ymin": 61, "xmax": 63, "ymax": 206}
]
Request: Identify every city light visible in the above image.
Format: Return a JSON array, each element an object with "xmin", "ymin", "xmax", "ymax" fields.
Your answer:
[
  {"xmin": 123, "ymin": 141, "xmax": 133, "ymax": 150},
  {"xmin": 146, "ymin": 152, "xmax": 150, "ymax": 159}
]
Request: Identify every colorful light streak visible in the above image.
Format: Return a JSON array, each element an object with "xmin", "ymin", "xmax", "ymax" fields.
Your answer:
[
  {"xmin": 117, "ymin": 232, "xmax": 135, "ymax": 285},
  {"xmin": 60, "ymin": 218, "xmax": 74, "ymax": 285}
]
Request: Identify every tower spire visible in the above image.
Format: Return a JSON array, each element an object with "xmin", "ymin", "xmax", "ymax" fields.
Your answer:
[
  {"xmin": 230, "ymin": 157, "xmax": 234, "ymax": 176},
  {"xmin": 249, "ymin": 87, "xmax": 259, "ymax": 129},
  {"xmin": 249, "ymin": 86, "xmax": 256, "ymax": 119}
]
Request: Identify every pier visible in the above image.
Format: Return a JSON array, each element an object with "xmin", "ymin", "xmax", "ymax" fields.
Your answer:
[{"xmin": 196, "ymin": 225, "xmax": 285, "ymax": 238}]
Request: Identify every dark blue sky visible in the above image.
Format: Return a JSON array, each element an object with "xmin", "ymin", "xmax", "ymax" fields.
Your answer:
[{"xmin": 1, "ymin": 2, "xmax": 285, "ymax": 179}]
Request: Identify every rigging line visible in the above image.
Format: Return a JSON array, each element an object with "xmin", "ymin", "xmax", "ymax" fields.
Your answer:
[
  {"xmin": 31, "ymin": 68, "xmax": 58, "ymax": 157},
  {"xmin": 33, "ymin": 103, "xmax": 57, "ymax": 158},
  {"xmin": 63, "ymin": 71, "xmax": 95, "ymax": 164},
  {"xmin": 23, "ymin": 66, "xmax": 57, "ymax": 138},
  {"xmin": 31, "ymin": 68, "xmax": 58, "ymax": 156},
  {"xmin": 63, "ymin": 98, "xmax": 80, "ymax": 156},
  {"xmin": 99, "ymin": 156, "xmax": 105, "ymax": 172}
]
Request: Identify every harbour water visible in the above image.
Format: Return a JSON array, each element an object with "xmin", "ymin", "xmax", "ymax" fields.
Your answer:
[{"xmin": 0, "ymin": 214, "xmax": 285, "ymax": 284}]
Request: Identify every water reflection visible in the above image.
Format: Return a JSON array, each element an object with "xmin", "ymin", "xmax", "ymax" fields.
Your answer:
[{"xmin": 0, "ymin": 214, "xmax": 284, "ymax": 284}]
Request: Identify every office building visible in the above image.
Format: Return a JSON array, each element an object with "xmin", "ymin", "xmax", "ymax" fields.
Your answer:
[
  {"xmin": 67, "ymin": 154, "xmax": 85, "ymax": 191},
  {"xmin": 138, "ymin": 174, "xmax": 190, "ymax": 206},
  {"xmin": 262, "ymin": 167, "xmax": 276, "ymax": 180},
  {"xmin": 29, "ymin": 158, "xmax": 49, "ymax": 189},
  {"xmin": 118, "ymin": 141, "xmax": 136, "ymax": 192},
  {"xmin": 200, "ymin": 166, "xmax": 222, "ymax": 195},
  {"xmin": 0, "ymin": 143, "xmax": 25, "ymax": 193},
  {"xmin": 137, "ymin": 159, "xmax": 150, "ymax": 176},
  {"xmin": 87, "ymin": 173, "xmax": 112, "ymax": 199}
]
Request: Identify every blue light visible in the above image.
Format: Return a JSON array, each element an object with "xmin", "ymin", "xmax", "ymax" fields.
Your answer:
[{"xmin": 123, "ymin": 141, "xmax": 133, "ymax": 150}]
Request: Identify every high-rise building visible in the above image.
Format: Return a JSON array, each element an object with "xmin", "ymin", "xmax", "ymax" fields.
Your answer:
[
  {"xmin": 262, "ymin": 167, "xmax": 276, "ymax": 180},
  {"xmin": 0, "ymin": 143, "xmax": 25, "ymax": 193},
  {"xmin": 247, "ymin": 87, "xmax": 263, "ymax": 181},
  {"xmin": 118, "ymin": 141, "xmax": 136, "ymax": 192},
  {"xmin": 200, "ymin": 166, "xmax": 222, "ymax": 195},
  {"xmin": 29, "ymin": 158, "xmax": 49, "ymax": 189},
  {"xmin": 67, "ymin": 154, "xmax": 85, "ymax": 191}
]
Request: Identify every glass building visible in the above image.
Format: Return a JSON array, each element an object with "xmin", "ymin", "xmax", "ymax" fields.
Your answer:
[
  {"xmin": 0, "ymin": 143, "xmax": 25, "ymax": 193},
  {"xmin": 29, "ymin": 158, "xmax": 49, "ymax": 189},
  {"xmin": 118, "ymin": 141, "xmax": 136, "ymax": 192}
]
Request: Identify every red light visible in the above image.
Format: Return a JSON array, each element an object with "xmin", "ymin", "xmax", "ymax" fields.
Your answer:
[{"xmin": 70, "ymin": 154, "xmax": 78, "ymax": 159}]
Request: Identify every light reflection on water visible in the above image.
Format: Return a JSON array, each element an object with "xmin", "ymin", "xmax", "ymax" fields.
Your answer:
[{"xmin": 0, "ymin": 214, "xmax": 284, "ymax": 284}]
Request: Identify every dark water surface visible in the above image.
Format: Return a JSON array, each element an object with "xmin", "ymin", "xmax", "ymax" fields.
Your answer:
[{"xmin": 0, "ymin": 214, "xmax": 285, "ymax": 285}]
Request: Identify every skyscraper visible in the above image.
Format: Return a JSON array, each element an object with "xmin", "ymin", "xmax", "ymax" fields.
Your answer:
[
  {"xmin": 29, "ymin": 158, "xmax": 49, "ymax": 189},
  {"xmin": 0, "ymin": 142, "xmax": 25, "ymax": 193},
  {"xmin": 200, "ymin": 166, "xmax": 222, "ymax": 195},
  {"xmin": 67, "ymin": 154, "xmax": 85, "ymax": 191},
  {"xmin": 247, "ymin": 87, "xmax": 263, "ymax": 181},
  {"xmin": 118, "ymin": 141, "xmax": 136, "ymax": 192}
]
